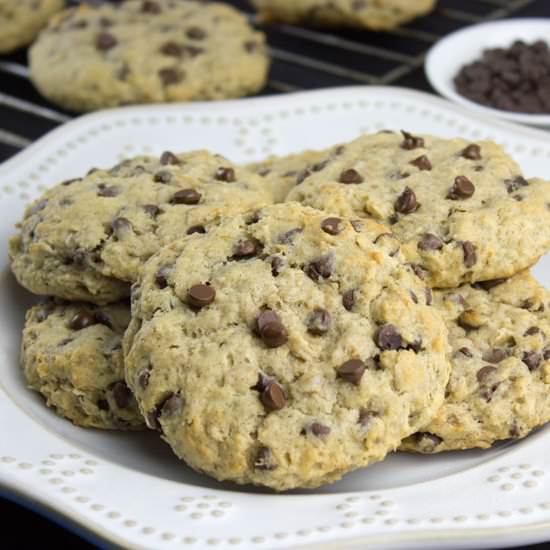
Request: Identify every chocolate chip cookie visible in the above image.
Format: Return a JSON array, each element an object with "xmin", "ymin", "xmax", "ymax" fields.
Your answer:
[
  {"xmin": 401, "ymin": 271, "xmax": 550, "ymax": 453},
  {"xmin": 9, "ymin": 151, "xmax": 273, "ymax": 304},
  {"xmin": 286, "ymin": 131, "xmax": 550, "ymax": 288},
  {"xmin": 0, "ymin": 0, "xmax": 63, "ymax": 53},
  {"xmin": 21, "ymin": 300, "xmax": 144, "ymax": 430},
  {"xmin": 251, "ymin": 0, "xmax": 436, "ymax": 30},
  {"xmin": 29, "ymin": 0, "xmax": 270, "ymax": 112},
  {"xmin": 124, "ymin": 202, "xmax": 450, "ymax": 490}
]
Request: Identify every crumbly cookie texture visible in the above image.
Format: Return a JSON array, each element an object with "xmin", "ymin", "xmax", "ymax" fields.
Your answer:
[
  {"xmin": 251, "ymin": 0, "xmax": 436, "ymax": 30},
  {"xmin": 0, "ymin": 0, "xmax": 63, "ymax": 53},
  {"xmin": 286, "ymin": 131, "xmax": 550, "ymax": 288},
  {"xmin": 9, "ymin": 151, "xmax": 273, "ymax": 304},
  {"xmin": 401, "ymin": 272, "xmax": 550, "ymax": 453},
  {"xmin": 124, "ymin": 202, "xmax": 450, "ymax": 490},
  {"xmin": 21, "ymin": 300, "xmax": 144, "ymax": 430},
  {"xmin": 246, "ymin": 145, "xmax": 342, "ymax": 202},
  {"xmin": 29, "ymin": 0, "xmax": 270, "ymax": 112}
]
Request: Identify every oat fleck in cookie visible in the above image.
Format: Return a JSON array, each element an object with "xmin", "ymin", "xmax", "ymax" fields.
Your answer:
[
  {"xmin": 251, "ymin": 0, "xmax": 436, "ymax": 30},
  {"xmin": 0, "ymin": 0, "xmax": 63, "ymax": 53},
  {"xmin": 124, "ymin": 202, "xmax": 450, "ymax": 490},
  {"xmin": 286, "ymin": 131, "xmax": 550, "ymax": 287},
  {"xmin": 9, "ymin": 151, "xmax": 273, "ymax": 304},
  {"xmin": 21, "ymin": 300, "xmax": 143, "ymax": 430},
  {"xmin": 401, "ymin": 271, "xmax": 550, "ymax": 452},
  {"xmin": 29, "ymin": 0, "xmax": 270, "ymax": 112}
]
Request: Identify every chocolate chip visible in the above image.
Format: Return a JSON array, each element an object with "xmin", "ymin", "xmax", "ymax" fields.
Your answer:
[
  {"xmin": 311, "ymin": 159, "xmax": 329, "ymax": 172},
  {"xmin": 270, "ymin": 256, "xmax": 284, "ymax": 277},
  {"xmin": 309, "ymin": 422, "xmax": 331, "ymax": 437},
  {"xmin": 447, "ymin": 176, "xmax": 475, "ymax": 200},
  {"xmin": 413, "ymin": 432, "xmax": 443, "ymax": 451},
  {"xmin": 97, "ymin": 399, "xmax": 109, "ymax": 411},
  {"xmin": 305, "ymin": 254, "xmax": 334, "ymax": 281},
  {"xmin": 96, "ymin": 33, "xmax": 117, "ymax": 51},
  {"xmin": 358, "ymin": 409, "xmax": 375, "ymax": 427},
  {"xmin": 504, "ymin": 176, "xmax": 529, "ymax": 193},
  {"xmin": 477, "ymin": 366, "xmax": 497, "ymax": 384},
  {"xmin": 462, "ymin": 144, "xmax": 482, "ymax": 160},
  {"xmin": 187, "ymin": 225, "xmax": 206, "ymax": 235},
  {"xmin": 482, "ymin": 348, "xmax": 508, "ymax": 363},
  {"xmin": 350, "ymin": 220, "xmax": 363, "ymax": 233},
  {"xmin": 278, "ymin": 227, "xmax": 302, "ymax": 244},
  {"xmin": 409, "ymin": 155, "xmax": 432, "ymax": 170},
  {"xmin": 160, "ymin": 41, "xmax": 183, "ymax": 57},
  {"xmin": 232, "ymin": 239, "xmax": 259, "ymax": 259},
  {"xmin": 462, "ymin": 241, "xmax": 477, "ymax": 267},
  {"xmin": 321, "ymin": 217, "xmax": 343, "ymax": 235},
  {"xmin": 410, "ymin": 263, "xmax": 427, "ymax": 279},
  {"xmin": 339, "ymin": 168, "xmax": 363, "ymax": 184},
  {"xmin": 375, "ymin": 324, "xmax": 402, "ymax": 350},
  {"xmin": 143, "ymin": 204, "xmax": 161, "ymax": 218},
  {"xmin": 401, "ymin": 130, "xmax": 424, "ymax": 150},
  {"xmin": 296, "ymin": 169, "xmax": 311, "ymax": 184},
  {"xmin": 171, "ymin": 189, "xmax": 201, "ymax": 205},
  {"xmin": 410, "ymin": 291, "xmax": 418, "ymax": 304},
  {"xmin": 186, "ymin": 26, "xmax": 207, "ymax": 40},
  {"xmin": 187, "ymin": 284, "xmax": 215, "ymax": 309},
  {"xmin": 161, "ymin": 393, "xmax": 183, "ymax": 416},
  {"xmin": 30, "ymin": 199, "xmax": 48, "ymax": 214},
  {"xmin": 418, "ymin": 233, "xmax": 443, "ymax": 251},
  {"xmin": 160, "ymin": 151, "xmax": 179, "ymax": 165},
  {"xmin": 525, "ymin": 326, "xmax": 541, "ymax": 336},
  {"xmin": 256, "ymin": 310, "xmax": 281, "ymax": 334},
  {"xmin": 251, "ymin": 372, "xmax": 271, "ymax": 393},
  {"xmin": 261, "ymin": 381, "xmax": 286, "ymax": 411},
  {"xmin": 159, "ymin": 68, "xmax": 184, "ymax": 86},
  {"xmin": 307, "ymin": 309, "xmax": 331, "ymax": 335},
  {"xmin": 394, "ymin": 186, "xmax": 419, "ymax": 214},
  {"xmin": 215, "ymin": 167, "xmax": 236, "ymax": 182},
  {"xmin": 94, "ymin": 311, "xmax": 112, "ymax": 328},
  {"xmin": 111, "ymin": 217, "xmax": 132, "ymax": 237},
  {"xmin": 97, "ymin": 185, "xmax": 119, "ymax": 197},
  {"xmin": 254, "ymin": 447, "xmax": 276, "ymax": 470},
  {"xmin": 342, "ymin": 289, "xmax": 356, "ymax": 311},
  {"xmin": 68, "ymin": 309, "xmax": 97, "ymax": 330},
  {"xmin": 522, "ymin": 351, "xmax": 542, "ymax": 371},
  {"xmin": 137, "ymin": 368, "xmax": 150, "ymax": 390},
  {"xmin": 260, "ymin": 320, "xmax": 288, "ymax": 348},
  {"xmin": 474, "ymin": 278, "xmax": 507, "ymax": 291},
  {"xmin": 425, "ymin": 288, "xmax": 433, "ymax": 306},
  {"xmin": 141, "ymin": 0, "xmax": 161, "ymax": 13},
  {"xmin": 337, "ymin": 359, "xmax": 366, "ymax": 385},
  {"xmin": 155, "ymin": 265, "xmax": 173, "ymax": 288},
  {"xmin": 153, "ymin": 170, "xmax": 172, "ymax": 183},
  {"xmin": 459, "ymin": 347, "xmax": 473, "ymax": 357},
  {"xmin": 112, "ymin": 382, "xmax": 132, "ymax": 409}
]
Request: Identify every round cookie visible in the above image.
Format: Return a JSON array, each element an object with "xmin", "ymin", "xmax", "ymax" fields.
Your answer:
[
  {"xmin": 21, "ymin": 300, "xmax": 144, "ymax": 430},
  {"xmin": 0, "ymin": 0, "xmax": 63, "ymax": 53},
  {"xmin": 9, "ymin": 150, "xmax": 273, "ymax": 304},
  {"xmin": 246, "ymin": 144, "xmax": 342, "ymax": 202},
  {"xmin": 286, "ymin": 131, "xmax": 550, "ymax": 288},
  {"xmin": 401, "ymin": 272, "xmax": 550, "ymax": 453},
  {"xmin": 124, "ymin": 202, "xmax": 450, "ymax": 490},
  {"xmin": 251, "ymin": 0, "xmax": 436, "ymax": 30},
  {"xmin": 29, "ymin": 0, "xmax": 270, "ymax": 112}
]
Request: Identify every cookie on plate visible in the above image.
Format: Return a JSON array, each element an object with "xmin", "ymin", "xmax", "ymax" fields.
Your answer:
[
  {"xmin": 401, "ymin": 272, "xmax": 550, "ymax": 453},
  {"xmin": 0, "ymin": 0, "xmax": 63, "ymax": 53},
  {"xmin": 9, "ymin": 151, "xmax": 273, "ymax": 304},
  {"xmin": 124, "ymin": 202, "xmax": 450, "ymax": 490},
  {"xmin": 286, "ymin": 131, "xmax": 550, "ymax": 288},
  {"xmin": 29, "ymin": 0, "xmax": 270, "ymax": 112},
  {"xmin": 21, "ymin": 300, "xmax": 144, "ymax": 430},
  {"xmin": 246, "ymin": 145, "xmax": 342, "ymax": 202},
  {"xmin": 251, "ymin": 0, "xmax": 436, "ymax": 30}
]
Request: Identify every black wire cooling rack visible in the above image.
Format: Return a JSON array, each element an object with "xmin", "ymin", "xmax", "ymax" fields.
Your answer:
[{"xmin": 0, "ymin": 0, "xmax": 547, "ymax": 163}]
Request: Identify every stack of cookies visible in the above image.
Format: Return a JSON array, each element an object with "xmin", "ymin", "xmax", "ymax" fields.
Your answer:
[{"xmin": 10, "ymin": 131, "xmax": 550, "ymax": 491}]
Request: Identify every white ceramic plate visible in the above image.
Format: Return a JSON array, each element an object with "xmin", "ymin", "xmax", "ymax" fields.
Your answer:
[
  {"xmin": 2, "ymin": 86, "xmax": 550, "ymax": 550},
  {"xmin": 425, "ymin": 18, "xmax": 550, "ymax": 127}
]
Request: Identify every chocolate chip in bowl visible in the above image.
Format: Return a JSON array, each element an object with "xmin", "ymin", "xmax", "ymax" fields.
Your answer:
[{"xmin": 425, "ymin": 19, "xmax": 550, "ymax": 125}]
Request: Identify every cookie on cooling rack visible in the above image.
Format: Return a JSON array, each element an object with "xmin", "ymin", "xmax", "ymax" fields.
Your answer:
[
  {"xmin": 9, "ymin": 150, "xmax": 273, "ymax": 304},
  {"xmin": 124, "ymin": 202, "xmax": 450, "ymax": 490},
  {"xmin": 250, "ymin": 0, "xmax": 436, "ymax": 30},
  {"xmin": 285, "ymin": 131, "xmax": 550, "ymax": 288},
  {"xmin": 21, "ymin": 300, "xmax": 144, "ymax": 430},
  {"xmin": 29, "ymin": 0, "xmax": 270, "ymax": 112},
  {"xmin": 0, "ymin": 0, "xmax": 63, "ymax": 53},
  {"xmin": 401, "ymin": 271, "xmax": 550, "ymax": 453}
]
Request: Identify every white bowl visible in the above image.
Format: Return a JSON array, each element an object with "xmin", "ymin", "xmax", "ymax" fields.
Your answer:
[{"xmin": 425, "ymin": 18, "xmax": 550, "ymax": 127}]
